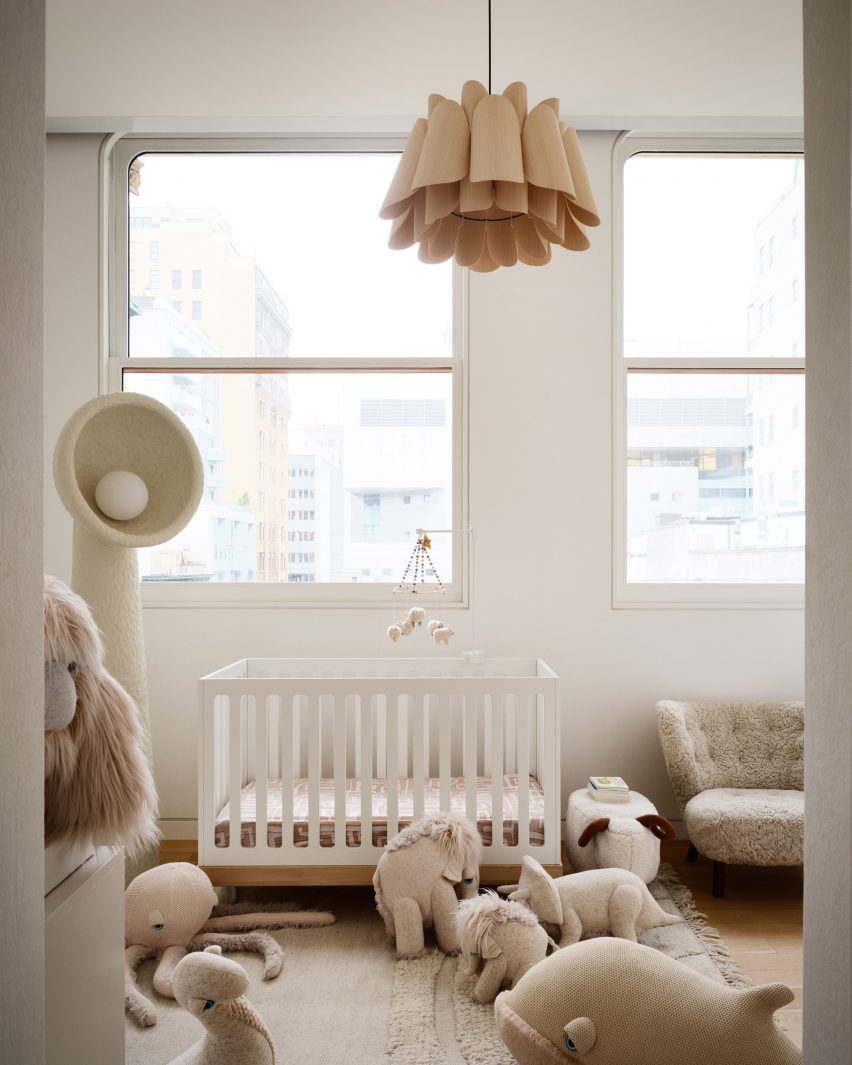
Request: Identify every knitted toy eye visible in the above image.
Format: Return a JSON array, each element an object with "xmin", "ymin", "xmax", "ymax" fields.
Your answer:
[
  {"xmin": 67, "ymin": 662, "xmax": 77, "ymax": 673},
  {"xmin": 468, "ymin": 951, "xmax": 479, "ymax": 957},
  {"xmin": 203, "ymin": 1000, "xmax": 215, "ymax": 1011},
  {"xmin": 152, "ymin": 923, "xmax": 164, "ymax": 931},
  {"xmin": 463, "ymin": 877, "xmax": 475, "ymax": 885},
  {"xmin": 564, "ymin": 1035, "xmax": 578, "ymax": 1053}
]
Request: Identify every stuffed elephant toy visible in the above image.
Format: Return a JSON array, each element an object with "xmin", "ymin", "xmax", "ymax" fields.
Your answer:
[
  {"xmin": 499, "ymin": 855, "xmax": 681, "ymax": 945},
  {"xmin": 495, "ymin": 937, "xmax": 802, "ymax": 1065},
  {"xmin": 455, "ymin": 890, "xmax": 551, "ymax": 1003},
  {"xmin": 373, "ymin": 812, "xmax": 482, "ymax": 957}
]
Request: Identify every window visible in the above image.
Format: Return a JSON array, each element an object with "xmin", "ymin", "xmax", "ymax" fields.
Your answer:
[
  {"xmin": 111, "ymin": 143, "xmax": 461, "ymax": 603},
  {"xmin": 617, "ymin": 139, "xmax": 804, "ymax": 605},
  {"xmin": 148, "ymin": 269, "xmax": 160, "ymax": 289},
  {"xmin": 150, "ymin": 241, "xmax": 160, "ymax": 260}
]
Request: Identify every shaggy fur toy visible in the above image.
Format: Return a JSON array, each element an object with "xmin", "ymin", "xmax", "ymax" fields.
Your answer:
[
  {"xmin": 125, "ymin": 862, "xmax": 335, "ymax": 1027},
  {"xmin": 373, "ymin": 812, "xmax": 482, "ymax": 957},
  {"xmin": 455, "ymin": 890, "xmax": 550, "ymax": 1003},
  {"xmin": 168, "ymin": 946, "xmax": 275, "ymax": 1065},
  {"xmin": 498, "ymin": 855, "xmax": 681, "ymax": 945},
  {"xmin": 43, "ymin": 574, "xmax": 158, "ymax": 856},
  {"xmin": 495, "ymin": 937, "xmax": 802, "ymax": 1065}
]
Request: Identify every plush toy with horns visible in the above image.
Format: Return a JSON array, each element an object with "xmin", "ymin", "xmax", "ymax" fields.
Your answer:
[
  {"xmin": 566, "ymin": 789, "xmax": 676, "ymax": 883},
  {"xmin": 43, "ymin": 574, "xmax": 158, "ymax": 856}
]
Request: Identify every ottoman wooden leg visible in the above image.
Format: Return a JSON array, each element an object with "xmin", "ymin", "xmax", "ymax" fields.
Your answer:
[
  {"xmin": 712, "ymin": 860, "xmax": 727, "ymax": 898},
  {"xmin": 686, "ymin": 843, "xmax": 699, "ymax": 863}
]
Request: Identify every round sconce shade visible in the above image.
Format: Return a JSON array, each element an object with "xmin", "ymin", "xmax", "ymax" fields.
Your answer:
[{"xmin": 53, "ymin": 392, "xmax": 204, "ymax": 548}]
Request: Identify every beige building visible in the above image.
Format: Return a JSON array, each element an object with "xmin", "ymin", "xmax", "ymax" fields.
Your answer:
[{"xmin": 129, "ymin": 207, "xmax": 292, "ymax": 581}]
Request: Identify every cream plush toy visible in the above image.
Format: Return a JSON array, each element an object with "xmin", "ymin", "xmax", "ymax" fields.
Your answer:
[
  {"xmin": 495, "ymin": 937, "xmax": 802, "ymax": 1065},
  {"xmin": 373, "ymin": 812, "xmax": 482, "ymax": 957},
  {"xmin": 125, "ymin": 862, "xmax": 334, "ymax": 1026},
  {"xmin": 498, "ymin": 855, "xmax": 680, "ymax": 945},
  {"xmin": 167, "ymin": 946, "xmax": 275, "ymax": 1065},
  {"xmin": 455, "ymin": 890, "xmax": 551, "ymax": 1003}
]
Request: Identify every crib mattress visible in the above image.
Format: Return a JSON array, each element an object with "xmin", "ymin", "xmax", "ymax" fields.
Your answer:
[{"xmin": 214, "ymin": 773, "xmax": 546, "ymax": 849}]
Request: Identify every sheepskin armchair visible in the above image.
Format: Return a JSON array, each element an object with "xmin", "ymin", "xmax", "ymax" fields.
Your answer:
[{"xmin": 656, "ymin": 700, "xmax": 804, "ymax": 897}]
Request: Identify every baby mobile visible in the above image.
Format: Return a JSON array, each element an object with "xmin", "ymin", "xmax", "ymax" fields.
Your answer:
[{"xmin": 387, "ymin": 529, "xmax": 454, "ymax": 646}]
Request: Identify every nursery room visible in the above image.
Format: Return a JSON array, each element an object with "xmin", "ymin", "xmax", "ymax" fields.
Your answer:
[{"xmin": 2, "ymin": 1, "xmax": 852, "ymax": 1063}]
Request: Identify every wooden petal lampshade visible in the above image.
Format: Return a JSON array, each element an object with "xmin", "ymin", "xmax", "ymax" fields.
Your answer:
[{"xmin": 380, "ymin": 81, "xmax": 600, "ymax": 271}]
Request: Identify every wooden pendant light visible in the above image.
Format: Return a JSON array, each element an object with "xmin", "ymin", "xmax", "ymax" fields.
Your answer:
[{"xmin": 380, "ymin": 78, "xmax": 600, "ymax": 271}]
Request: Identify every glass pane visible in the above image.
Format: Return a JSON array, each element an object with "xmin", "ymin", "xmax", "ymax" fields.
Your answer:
[
  {"xmin": 626, "ymin": 373, "xmax": 804, "ymax": 583},
  {"xmin": 128, "ymin": 153, "xmax": 452, "ymax": 357},
  {"xmin": 624, "ymin": 154, "xmax": 804, "ymax": 358},
  {"xmin": 125, "ymin": 370, "xmax": 453, "ymax": 584}
]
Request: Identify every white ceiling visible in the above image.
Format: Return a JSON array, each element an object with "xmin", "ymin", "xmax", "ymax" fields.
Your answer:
[{"xmin": 46, "ymin": 0, "xmax": 803, "ymax": 125}]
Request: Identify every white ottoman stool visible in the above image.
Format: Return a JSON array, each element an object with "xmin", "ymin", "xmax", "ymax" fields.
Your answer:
[{"xmin": 566, "ymin": 788, "xmax": 676, "ymax": 884}]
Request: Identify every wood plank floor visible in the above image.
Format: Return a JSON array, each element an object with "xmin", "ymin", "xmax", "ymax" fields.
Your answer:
[
  {"xmin": 160, "ymin": 839, "xmax": 804, "ymax": 1047},
  {"xmin": 662, "ymin": 841, "xmax": 803, "ymax": 1047}
]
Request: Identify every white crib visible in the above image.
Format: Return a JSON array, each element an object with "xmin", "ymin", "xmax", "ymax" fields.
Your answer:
[{"xmin": 198, "ymin": 657, "xmax": 561, "ymax": 886}]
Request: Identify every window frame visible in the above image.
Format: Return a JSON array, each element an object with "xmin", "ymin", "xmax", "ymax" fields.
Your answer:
[
  {"xmin": 612, "ymin": 132, "xmax": 805, "ymax": 609},
  {"xmin": 108, "ymin": 135, "xmax": 468, "ymax": 608}
]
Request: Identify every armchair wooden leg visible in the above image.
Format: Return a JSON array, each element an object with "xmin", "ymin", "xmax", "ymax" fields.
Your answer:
[
  {"xmin": 712, "ymin": 861, "xmax": 726, "ymax": 898},
  {"xmin": 686, "ymin": 843, "xmax": 699, "ymax": 863}
]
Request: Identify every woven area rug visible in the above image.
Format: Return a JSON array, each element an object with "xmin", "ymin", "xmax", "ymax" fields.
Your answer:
[{"xmin": 125, "ymin": 865, "xmax": 748, "ymax": 1065}]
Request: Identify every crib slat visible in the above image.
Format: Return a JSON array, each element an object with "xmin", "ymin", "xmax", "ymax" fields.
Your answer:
[
  {"xmin": 307, "ymin": 695, "xmax": 320, "ymax": 850},
  {"xmin": 439, "ymin": 695, "xmax": 451, "ymax": 812},
  {"xmin": 464, "ymin": 695, "xmax": 478, "ymax": 824},
  {"xmin": 516, "ymin": 694, "xmax": 530, "ymax": 850},
  {"xmin": 229, "ymin": 698, "xmax": 243, "ymax": 851},
  {"xmin": 386, "ymin": 697, "xmax": 399, "ymax": 840},
  {"xmin": 334, "ymin": 697, "xmax": 346, "ymax": 851},
  {"xmin": 491, "ymin": 696, "xmax": 505, "ymax": 850},
  {"xmin": 360, "ymin": 693, "xmax": 373, "ymax": 849},
  {"xmin": 281, "ymin": 696, "xmax": 294, "ymax": 852},
  {"xmin": 199, "ymin": 687, "xmax": 217, "ymax": 863},
  {"xmin": 255, "ymin": 698, "xmax": 268, "ymax": 855},
  {"xmin": 412, "ymin": 694, "xmax": 425, "ymax": 821}
]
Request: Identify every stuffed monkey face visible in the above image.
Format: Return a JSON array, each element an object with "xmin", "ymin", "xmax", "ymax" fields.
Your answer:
[{"xmin": 44, "ymin": 660, "xmax": 78, "ymax": 731}]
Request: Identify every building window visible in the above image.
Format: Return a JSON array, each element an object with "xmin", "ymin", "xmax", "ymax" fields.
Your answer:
[
  {"xmin": 115, "ymin": 144, "xmax": 459, "ymax": 600},
  {"xmin": 150, "ymin": 241, "xmax": 160, "ymax": 260},
  {"xmin": 148, "ymin": 269, "xmax": 160, "ymax": 289},
  {"xmin": 618, "ymin": 141, "xmax": 804, "ymax": 603}
]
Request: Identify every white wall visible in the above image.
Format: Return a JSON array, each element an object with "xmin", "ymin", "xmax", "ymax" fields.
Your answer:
[
  {"xmin": 46, "ymin": 0, "xmax": 803, "ymax": 124},
  {"xmin": 803, "ymin": 1, "xmax": 852, "ymax": 1061},
  {"xmin": 1, "ymin": 3, "xmax": 45, "ymax": 1062},
  {"xmin": 44, "ymin": 131, "xmax": 805, "ymax": 838}
]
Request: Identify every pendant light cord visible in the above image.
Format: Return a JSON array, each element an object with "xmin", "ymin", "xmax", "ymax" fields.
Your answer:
[{"xmin": 487, "ymin": 0, "xmax": 492, "ymax": 93}]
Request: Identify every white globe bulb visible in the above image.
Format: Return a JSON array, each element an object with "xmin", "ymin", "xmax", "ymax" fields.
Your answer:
[{"xmin": 94, "ymin": 470, "xmax": 149, "ymax": 521}]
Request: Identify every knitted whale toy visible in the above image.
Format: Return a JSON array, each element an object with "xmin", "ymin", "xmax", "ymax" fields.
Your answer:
[{"xmin": 494, "ymin": 937, "xmax": 802, "ymax": 1065}]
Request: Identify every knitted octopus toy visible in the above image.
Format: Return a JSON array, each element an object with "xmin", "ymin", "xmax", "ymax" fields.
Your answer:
[{"xmin": 125, "ymin": 863, "xmax": 335, "ymax": 1027}]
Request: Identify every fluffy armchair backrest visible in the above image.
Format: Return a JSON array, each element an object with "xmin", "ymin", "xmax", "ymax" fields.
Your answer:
[{"xmin": 656, "ymin": 701, "xmax": 804, "ymax": 809}]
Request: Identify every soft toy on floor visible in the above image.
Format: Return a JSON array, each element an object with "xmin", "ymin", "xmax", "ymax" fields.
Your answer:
[
  {"xmin": 43, "ymin": 574, "xmax": 158, "ymax": 856},
  {"xmin": 167, "ymin": 946, "xmax": 275, "ymax": 1065},
  {"xmin": 455, "ymin": 890, "xmax": 551, "ymax": 1003},
  {"xmin": 498, "ymin": 855, "xmax": 681, "ymax": 945},
  {"xmin": 495, "ymin": 937, "xmax": 802, "ymax": 1065},
  {"xmin": 373, "ymin": 812, "xmax": 482, "ymax": 957},
  {"xmin": 125, "ymin": 862, "xmax": 335, "ymax": 1026}
]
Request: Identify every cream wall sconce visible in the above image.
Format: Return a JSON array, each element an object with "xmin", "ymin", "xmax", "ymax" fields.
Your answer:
[{"xmin": 380, "ymin": 3, "xmax": 600, "ymax": 270}]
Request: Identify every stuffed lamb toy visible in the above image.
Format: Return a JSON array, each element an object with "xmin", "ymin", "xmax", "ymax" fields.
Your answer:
[
  {"xmin": 373, "ymin": 812, "xmax": 482, "ymax": 957},
  {"xmin": 168, "ymin": 946, "xmax": 275, "ymax": 1065},
  {"xmin": 495, "ymin": 937, "xmax": 802, "ymax": 1065},
  {"xmin": 455, "ymin": 890, "xmax": 551, "ymax": 1003},
  {"xmin": 498, "ymin": 855, "xmax": 680, "ymax": 945}
]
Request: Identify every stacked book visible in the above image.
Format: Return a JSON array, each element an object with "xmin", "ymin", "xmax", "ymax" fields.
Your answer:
[{"xmin": 587, "ymin": 776, "xmax": 630, "ymax": 802}]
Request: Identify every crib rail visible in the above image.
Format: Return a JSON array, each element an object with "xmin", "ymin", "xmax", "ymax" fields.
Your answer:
[{"xmin": 198, "ymin": 658, "xmax": 560, "ymax": 878}]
